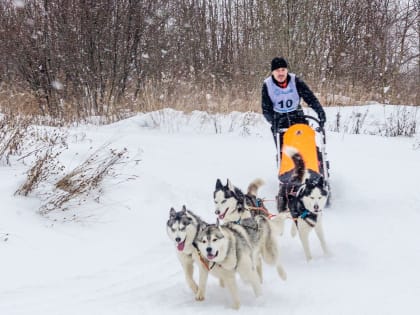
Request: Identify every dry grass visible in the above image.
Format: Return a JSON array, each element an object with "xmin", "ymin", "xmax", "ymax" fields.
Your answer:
[
  {"xmin": 15, "ymin": 148, "xmax": 64, "ymax": 197},
  {"xmin": 0, "ymin": 115, "xmax": 32, "ymax": 165},
  {"xmin": 14, "ymin": 128, "xmax": 68, "ymax": 196},
  {"xmin": 0, "ymin": 79, "xmax": 418, "ymax": 126},
  {"xmin": 39, "ymin": 146, "xmax": 129, "ymax": 214}
]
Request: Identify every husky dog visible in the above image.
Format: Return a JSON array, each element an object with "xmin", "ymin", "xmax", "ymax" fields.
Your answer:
[
  {"xmin": 166, "ymin": 206, "xmax": 207, "ymax": 296},
  {"xmin": 195, "ymin": 220, "xmax": 262, "ymax": 309},
  {"xmin": 167, "ymin": 206, "xmax": 260, "ymax": 309},
  {"xmin": 213, "ymin": 178, "xmax": 287, "ymax": 282},
  {"xmin": 214, "ymin": 178, "xmax": 269, "ymax": 223},
  {"xmin": 278, "ymin": 146, "xmax": 329, "ymax": 261}
]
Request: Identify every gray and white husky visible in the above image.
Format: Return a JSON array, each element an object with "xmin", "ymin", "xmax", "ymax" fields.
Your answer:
[
  {"xmin": 166, "ymin": 205, "xmax": 206, "ymax": 296},
  {"xmin": 195, "ymin": 220, "xmax": 262, "ymax": 309},
  {"xmin": 278, "ymin": 146, "xmax": 330, "ymax": 261},
  {"xmin": 167, "ymin": 206, "xmax": 261, "ymax": 309},
  {"xmin": 213, "ymin": 178, "xmax": 287, "ymax": 282}
]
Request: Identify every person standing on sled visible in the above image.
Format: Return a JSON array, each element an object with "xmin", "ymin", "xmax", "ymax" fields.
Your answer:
[{"xmin": 261, "ymin": 57, "xmax": 326, "ymax": 164}]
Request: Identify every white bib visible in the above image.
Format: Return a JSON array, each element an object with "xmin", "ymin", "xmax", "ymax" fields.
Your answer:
[{"xmin": 264, "ymin": 74, "xmax": 300, "ymax": 113}]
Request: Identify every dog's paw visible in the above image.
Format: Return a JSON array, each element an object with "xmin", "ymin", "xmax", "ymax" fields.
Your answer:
[
  {"xmin": 195, "ymin": 292, "xmax": 205, "ymax": 301},
  {"xmin": 277, "ymin": 265, "xmax": 287, "ymax": 281},
  {"xmin": 231, "ymin": 302, "xmax": 240, "ymax": 310}
]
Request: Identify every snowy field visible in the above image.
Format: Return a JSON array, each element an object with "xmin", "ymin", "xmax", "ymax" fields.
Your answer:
[{"xmin": 1, "ymin": 105, "xmax": 420, "ymax": 315}]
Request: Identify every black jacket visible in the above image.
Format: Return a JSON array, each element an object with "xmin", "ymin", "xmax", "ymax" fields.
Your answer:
[{"xmin": 262, "ymin": 74, "xmax": 326, "ymax": 131}]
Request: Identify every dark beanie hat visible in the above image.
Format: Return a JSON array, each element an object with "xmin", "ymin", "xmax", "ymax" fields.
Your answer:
[{"xmin": 271, "ymin": 57, "xmax": 288, "ymax": 71}]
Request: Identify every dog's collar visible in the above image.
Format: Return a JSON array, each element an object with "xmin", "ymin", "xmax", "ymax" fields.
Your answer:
[
  {"xmin": 301, "ymin": 208, "xmax": 318, "ymax": 227},
  {"xmin": 290, "ymin": 201, "xmax": 318, "ymax": 226},
  {"xmin": 300, "ymin": 209, "xmax": 310, "ymax": 219}
]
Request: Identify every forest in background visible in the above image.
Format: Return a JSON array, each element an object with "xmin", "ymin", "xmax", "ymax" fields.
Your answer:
[{"xmin": 0, "ymin": 0, "xmax": 418, "ymax": 121}]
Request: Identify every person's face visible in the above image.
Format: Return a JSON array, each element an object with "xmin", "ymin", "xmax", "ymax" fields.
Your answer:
[{"xmin": 272, "ymin": 67, "xmax": 288, "ymax": 83}]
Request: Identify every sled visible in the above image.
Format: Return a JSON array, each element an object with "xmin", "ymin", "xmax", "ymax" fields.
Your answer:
[
  {"xmin": 276, "ymin": 115, "xmax": 331, "ymax": 206},
  {"xmin": 278, "ymin": 123, "xmax": 319, "ymax": 175}
]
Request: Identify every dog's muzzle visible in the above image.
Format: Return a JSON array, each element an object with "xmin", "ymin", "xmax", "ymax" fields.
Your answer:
[
  {"xmin": 215, "ymin": 207, "xmax": 229, "ymax": 220},
  {"xmin": 206, "ymin": 248, "xmax": 219, "ymax": 260},
  {"xmin": 176, "ymin": 238, "xmax": 186, "ymax": 251}
]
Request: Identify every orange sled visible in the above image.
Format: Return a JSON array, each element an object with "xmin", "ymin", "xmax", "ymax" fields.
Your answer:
[{"xmin": 278, "ymin": 124, "xmax": 319, "ymax": 176}]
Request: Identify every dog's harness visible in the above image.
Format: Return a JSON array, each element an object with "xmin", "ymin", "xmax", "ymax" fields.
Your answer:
[
  {"xmin": 280, "ymin": 183, "xmax": 318, "ymax": 227},
  {"xmin": 228, "ymin": 218, "xmax": 259, "ymax": 232},
  {"xmin": 243, "ymin": 197, "xmax": 277, "ymax": 218},
  {"xmin": 290, "ymin": 201, "xmax": 319, "ymax": 228}
]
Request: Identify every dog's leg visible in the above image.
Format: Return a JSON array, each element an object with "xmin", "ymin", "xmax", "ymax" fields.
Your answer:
[
  {"xmin": 195, "ymin": 265, "xmax": 209, "ymax": 301},
  {"xmin": 271, "ymin": 237, "xmax": 288, "ymax": 281},
  {"xmin": 314, "ymin": 217, "xmax": 329, "ymax": 256},
  {"xmin": 256, "ymin": 256, "xmax": 263, "ymax": 284},
  {"xmin": 250, "ymin": 271, "xmax": 262, "ymax": 298},
  {"xmin": 238, "ymin": 257, "xmax": 262, "ymax": 298},
  {"xmin": 276, "ymin": 260, "xmax": 288, "ymax": 281},
  {"xmin": 297, "ymin": 219, "xmax": 312, "ymax": 261},
  {"xmin": 291, "ymin": 221, "xmax": 297, "ymax": 237},
  {"xmin": 261, "ymin": 231, "xmax": 288, "ymax": 281},
  {"xmin": 223, "ymin": 274, "xmax": 241, "ymax": 309},
  {"xmin": 178, "ymin": 254, "xmax": 198, "ymax": 294}
]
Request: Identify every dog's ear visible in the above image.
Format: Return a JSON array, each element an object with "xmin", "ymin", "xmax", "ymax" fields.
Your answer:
[
  {"xmin": 226, "ymin": 178, "xmax": 234, "ymax": 191},
  {"xmin": 216, "ymin": 178, "xmax": 223, "ymax": 190},
  {"xmin": 305, "ymin": 178, "xmax": 313, "ymax": 188},
  {"xmin": 181, "ymin": 205, "xmax": 187, "ymax": 213},
  {"xmin": 170, "ymin": 207, "xmax": 176, "ymax": 217},
  {"xmin": 318, "ymin": 176, "xmax": 325, "ymax": 187}
]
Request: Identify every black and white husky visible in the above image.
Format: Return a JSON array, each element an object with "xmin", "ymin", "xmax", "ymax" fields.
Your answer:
[
  {"xmin": 278, "ymin": 146, "xmax": 330, "ymax": 261},
  {"xmin": 214, "ymin": 178, "xmax": 270, "ymax": 223},
  {"xmin": 213, "ymin": 178, "xmax": 287, "ymax": 282}
]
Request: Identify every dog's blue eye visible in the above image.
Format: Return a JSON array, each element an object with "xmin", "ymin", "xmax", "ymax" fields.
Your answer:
[{"xmin": 221, "ymin": 200, "xmax": 226, "ymax": 204}]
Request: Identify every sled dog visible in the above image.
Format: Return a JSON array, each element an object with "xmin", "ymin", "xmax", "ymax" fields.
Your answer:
[
  {"xmin": 167, "ymin": 206, "xmax": 260, "ymax": 309},
  {"xmin": 166, "ymin": 205, "xmax": 207, "ymax": 295},
  {"xmin": 195, "ymin": 219, "xmax": 262, "ymax": 309},
  {"xmin": 214, "ymin": 178, "xmax": 269, "ymax": 223},
  {"xmin": 278, "ymin": 146, "xmax": 329, "ymax": 261},
  {"xmin": 213, "ymin": 178, "xmax": 287, "ymax": 282}
]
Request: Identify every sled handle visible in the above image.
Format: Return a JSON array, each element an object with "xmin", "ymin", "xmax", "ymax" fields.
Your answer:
[
  {"xmin": 304, "ymin": 115, "xmax": 329, "ymax": 181},
  {"xmin": 304, "ymin": 115, "xmax": 326, "ymax": 143}
]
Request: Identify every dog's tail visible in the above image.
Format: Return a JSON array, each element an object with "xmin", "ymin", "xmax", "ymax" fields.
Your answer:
[
  {"xmin": 283, "ymin": 146, "xmax": 305, "ymax": 182},
  {"xmin": 247, "ymin": 178, "xmax": 265, "ymax": 197}
]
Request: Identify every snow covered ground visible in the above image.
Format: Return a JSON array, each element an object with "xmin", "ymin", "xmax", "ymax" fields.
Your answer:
[{"xmin": 1, "ymin": 105, "xmax": 420, "ymax": 315}]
